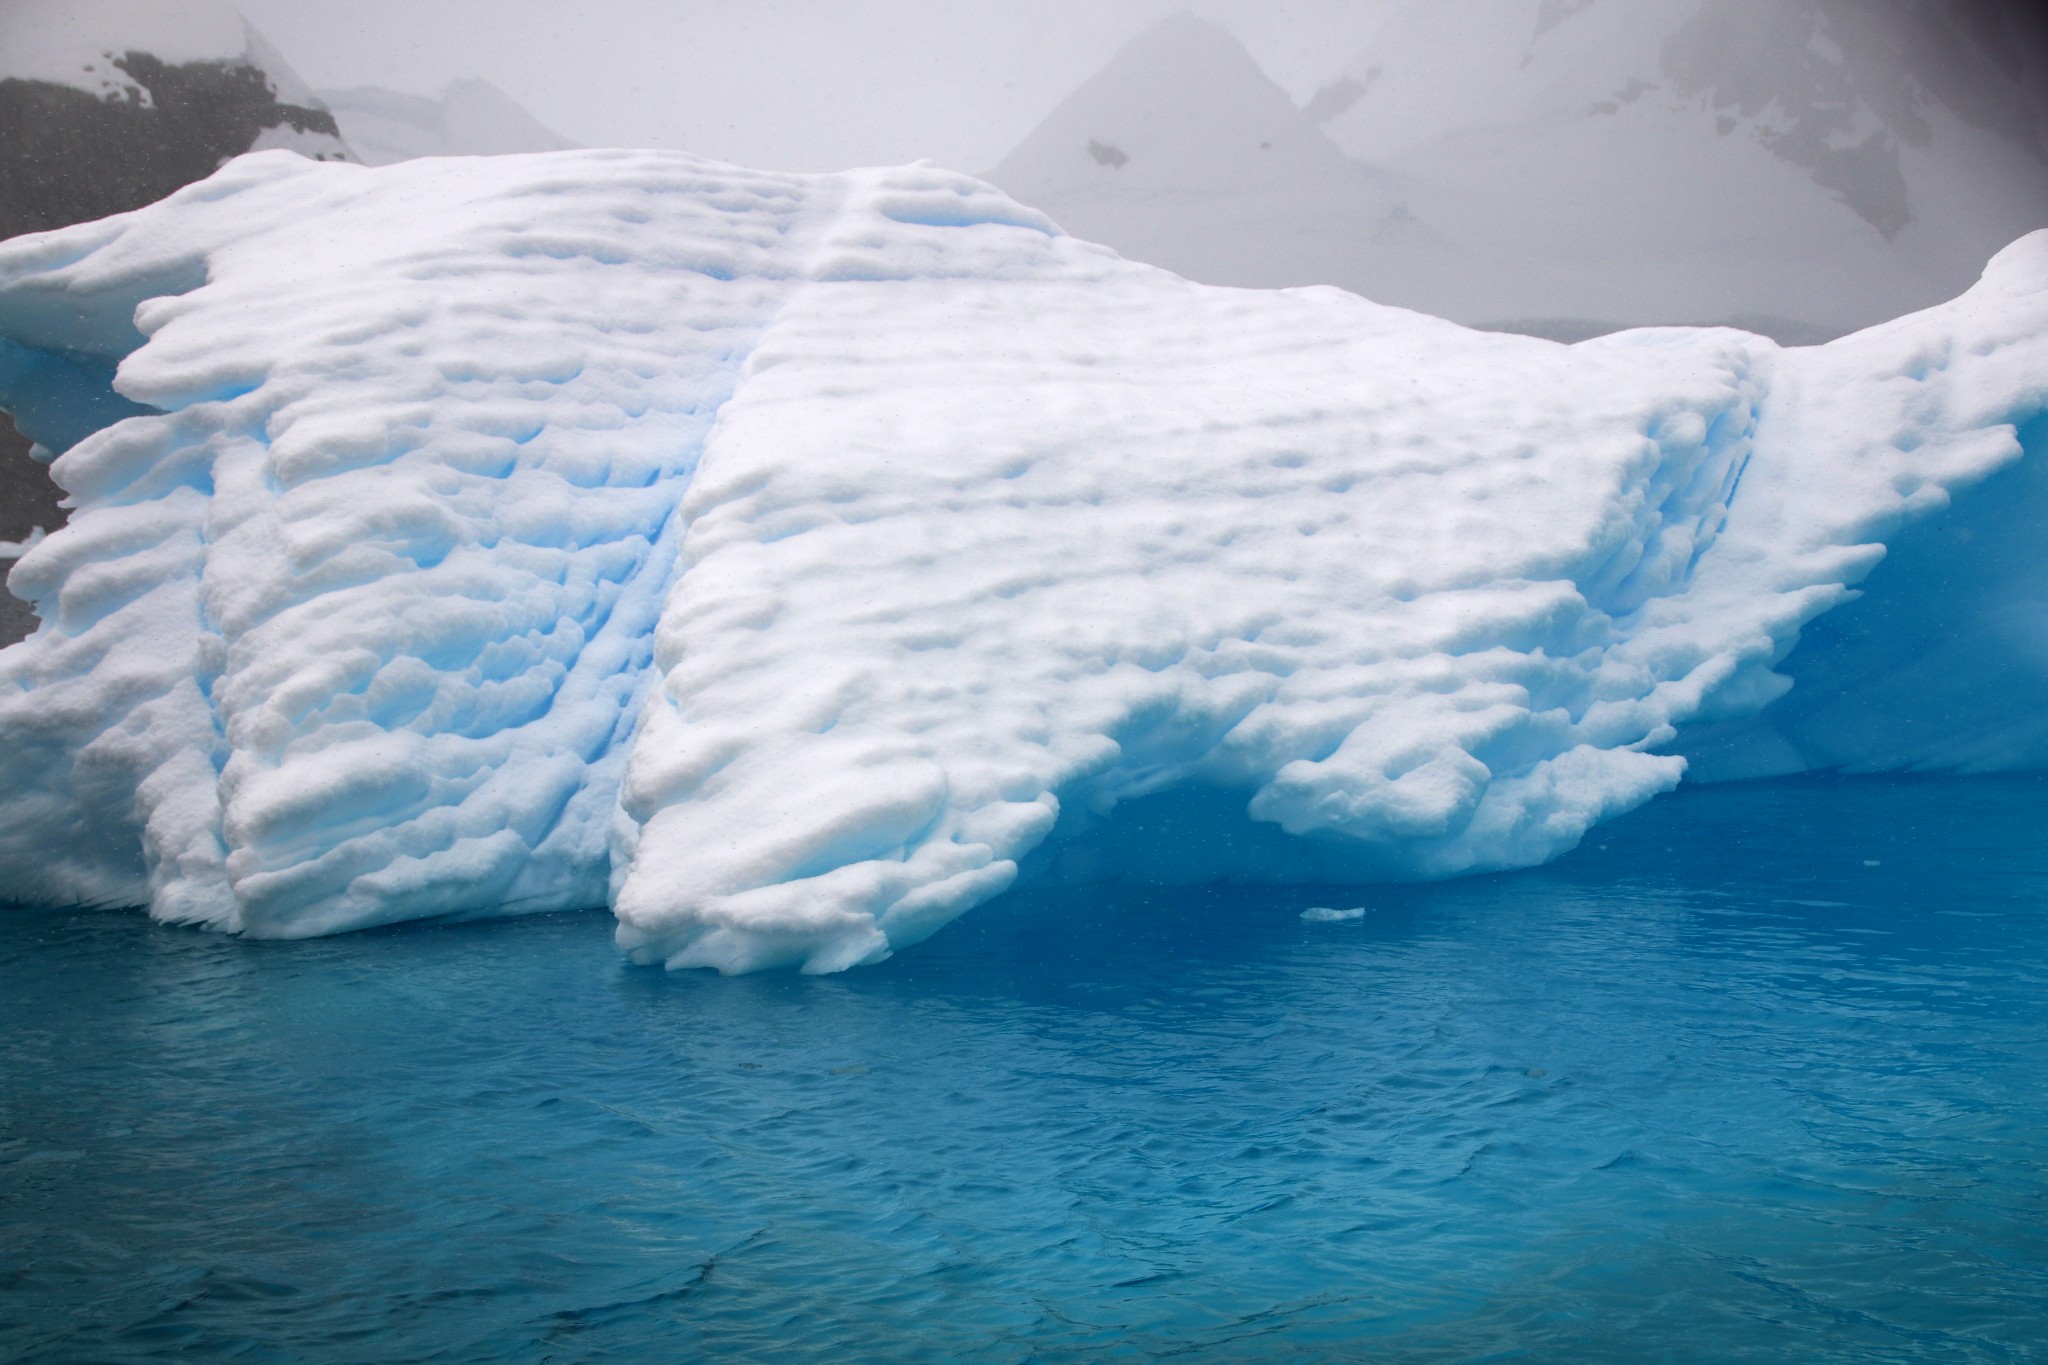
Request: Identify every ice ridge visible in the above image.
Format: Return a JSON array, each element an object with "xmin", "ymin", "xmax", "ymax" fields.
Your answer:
[{"xmin": 0, "ymin": 148, "xmax": 2042, "ymax": 972}]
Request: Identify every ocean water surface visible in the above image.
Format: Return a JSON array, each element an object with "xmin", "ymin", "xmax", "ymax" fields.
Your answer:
[{"xmin": 4, "ymin": 774, "xmax": 2046, "ymax": 1362}]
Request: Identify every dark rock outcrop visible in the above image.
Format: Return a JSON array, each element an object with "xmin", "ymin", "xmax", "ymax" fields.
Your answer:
[
  {"xmin": 0, "ymin": 414, "xmax": 61, "ymax": 643},
  {"xmin": 0, "ymin": 52, "xmax": 346, "ymax": 241}
]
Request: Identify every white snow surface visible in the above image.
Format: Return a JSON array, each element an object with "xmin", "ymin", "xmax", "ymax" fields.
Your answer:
[{"xmin": 0, "ymin": 148, "xmax": 2044, "ymax": 972}]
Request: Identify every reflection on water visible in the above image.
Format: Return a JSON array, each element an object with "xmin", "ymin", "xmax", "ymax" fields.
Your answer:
[{"xmin": 4, "ymin": 775, "xmax": 2046, "ymax": 1362}]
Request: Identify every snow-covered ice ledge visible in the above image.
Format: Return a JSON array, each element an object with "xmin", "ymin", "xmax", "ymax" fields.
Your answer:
[{"xmin": 0, "ymin": 149, "xmax": 2042, "ymax": 972}]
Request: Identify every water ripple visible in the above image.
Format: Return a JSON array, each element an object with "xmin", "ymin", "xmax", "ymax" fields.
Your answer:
[{"xmin": 3, "ymin": 774, "xmax": 2046, "ymax": 1362}]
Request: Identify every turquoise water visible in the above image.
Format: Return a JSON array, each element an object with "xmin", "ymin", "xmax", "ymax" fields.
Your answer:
[{"xmin": 4, "ymin": 775, "xmax": 2046, "ymax": 1363}]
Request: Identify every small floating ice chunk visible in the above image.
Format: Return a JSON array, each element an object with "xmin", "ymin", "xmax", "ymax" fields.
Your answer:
[{"xmin": 1300, "ymin": 906, "xmax": 1366, "ymax": 923}]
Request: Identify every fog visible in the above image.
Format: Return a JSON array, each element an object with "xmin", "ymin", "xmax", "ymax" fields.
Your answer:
[
  {"xmin": 233, "ymin": 0, "xmax": 1401, "ymax": 173},
  {"xmin": 4, "ymin": 0, "xmax": 2046, "ymax": 334}
]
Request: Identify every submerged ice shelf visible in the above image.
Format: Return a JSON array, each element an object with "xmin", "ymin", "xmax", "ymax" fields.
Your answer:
[{"xmin": 0, "ymin": 148, "xmax": 2043, "ymax": 972}]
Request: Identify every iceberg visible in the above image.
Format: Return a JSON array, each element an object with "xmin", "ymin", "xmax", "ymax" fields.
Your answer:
[{"xmin": 0, "ymin": 148, "xmax": 2042, "ymax": 972}]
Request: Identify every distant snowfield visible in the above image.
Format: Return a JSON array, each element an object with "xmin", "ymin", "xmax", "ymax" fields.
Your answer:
[
  {"xmin": 317, "ymin": 80, "xmax": 574, "ymax": 165},
  {"xmin": 0, "ymin": 149, "xmax": 2043, "ymax": 971},
  {"xmin": 989, "ymin": 3, "xmax": 2048, "ymax": 341}
]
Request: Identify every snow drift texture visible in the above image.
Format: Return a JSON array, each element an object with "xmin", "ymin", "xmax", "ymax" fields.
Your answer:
[{"xmin": 0, "ymin": 149, "xmax": 2044, "ymax": 972}]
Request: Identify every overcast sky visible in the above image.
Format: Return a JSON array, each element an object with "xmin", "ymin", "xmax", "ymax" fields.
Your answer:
[{"xmin": 234, "ymin": 0, "xmax": 1401, "ymax": 173}]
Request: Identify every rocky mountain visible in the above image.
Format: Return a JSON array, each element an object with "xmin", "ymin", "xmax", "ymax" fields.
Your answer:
[
  {"xmin": 985, "ymin": 14, "xmax": 1425, "ymax": 295},
  {"xmin": 0, "ymin": 0, "xmax": 352, "ymax": 241}
]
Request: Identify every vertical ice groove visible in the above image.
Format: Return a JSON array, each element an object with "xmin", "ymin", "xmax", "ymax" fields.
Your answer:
[{"xmin": 0, "ymin": 151, "xmax": 834, "ymax": 931}]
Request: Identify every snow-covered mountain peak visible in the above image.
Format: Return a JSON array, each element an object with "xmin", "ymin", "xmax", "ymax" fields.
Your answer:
[
  {"xmin": 987, "ymin": 12, "xmax": 1357, "ymax": 198},
  {"xmin": 318, "ymin": 79, "xmax": 576, "ymax": 166},
  {"xmin": 0, "ymin": 0, "xmax": 340, "ymax": 135},
  {"xmin": 1317, "ymin": 0, "xmax": 1680, "ymax": 158},
  {"xmin": 0, "ymin": 0, "xmax": 352, "ymax": 214},
  {"xmin": 0, "ymin": 0, "xmax": 250, "ymax": 95}
]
